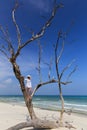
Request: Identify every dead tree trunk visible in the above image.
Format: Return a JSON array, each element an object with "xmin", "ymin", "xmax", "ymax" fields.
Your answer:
[
  {"xmin": 59, "ymin": 83, "xmax": 64, "ymax": 124},
  {"xmin": 54, "ymin": 31, "xmax": 77, "ymax": 125},
  {"xmin": 10, "ymin": 58, "xmax": 37, "ymax": 120},
  {"xmin": 54, "ymin": 32, "xmax": 64, "ymax": 123}
]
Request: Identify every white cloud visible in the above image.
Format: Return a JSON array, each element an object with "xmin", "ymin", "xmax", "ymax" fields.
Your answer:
[
  {"xmin": 18, "ymin": 57, "xmax": 47, "ymax": 74},
  {"xmin": 0, "ymin": 55, "xmax": 13, "ymax": 79},
  {"xmin": 0, "ymin": 78, "xmax": 13, "ymax": 88},
  {"xmin": 27, "ymin": 0, "xmax": 51, "ymax": 13},
  {"xmin": 4, "ymin": 78, "xmax": 12, "ymax": 84},
  {"xmin": 0, "ymin": 83, "xmax": 5, "ymax": 88},
  {"xmin": 0, "ymin": 54, "xmax": 38, "ymax": 79}
]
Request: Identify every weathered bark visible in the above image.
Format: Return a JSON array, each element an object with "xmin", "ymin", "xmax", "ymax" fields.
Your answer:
[
  {"xmin": 54, "ymin": 33, "xmax": 77, "ymax": 124},
  {"xmin": 59, "ymin": 84, "xmax": 64, "ymax": 125},
  {"xmin": 7, "ymin": 121, "xmax": 33, "ymax": 130},
  {"xmin": 7, "ymin": 120, "xmax": 58, "ymax": 130},
  {"xmin": 6, "ymin": 119, "xmax": 76, "ymax": 130},
  {"xmin": 54, "ymin": 33, "xmax": 65, "ymax": 123},
  {"xmin": 10, "ymin": 58, "xmax": 37, "ymax": 120}
]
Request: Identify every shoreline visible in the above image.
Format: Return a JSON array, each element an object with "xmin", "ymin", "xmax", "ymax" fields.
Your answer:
[
  {"xmin": 0, "ymin": 102, "xmax": 87, "ymax": 130},
  {"xmin": 1, "ymin": 100, "xmax": 87, "ymax": 117},
  {"xmin": 34, "ymin": 106, "xmax": 87, "ymax": 117},
  {"xmin": 0, "ymin": 95, "xmax": 87, "ymax": 115}
]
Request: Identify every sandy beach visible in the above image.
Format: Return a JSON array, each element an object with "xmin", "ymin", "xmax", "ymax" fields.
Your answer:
[{"xmin": 0, "ymin": 102, "xmax": 87, "ymax": 130}]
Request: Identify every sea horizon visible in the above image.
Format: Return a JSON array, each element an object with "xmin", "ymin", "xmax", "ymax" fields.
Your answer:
[
  {"xmin": 0, "ymin": 94, "xmax": 87, "ymax": 96},
  {"xmin": 0, "ymin": 95, "xmax": 87, "ymax": 115}
]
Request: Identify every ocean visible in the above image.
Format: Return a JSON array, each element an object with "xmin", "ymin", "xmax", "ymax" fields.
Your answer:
[{"xmin": 0, "ymin": 95, "xmax": 87, "ymax": 115}]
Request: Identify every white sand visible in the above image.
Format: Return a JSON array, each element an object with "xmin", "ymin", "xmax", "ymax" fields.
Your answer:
[{"xmin": 0, "ymin": 102, "xmax": 87, "ymax": 130}]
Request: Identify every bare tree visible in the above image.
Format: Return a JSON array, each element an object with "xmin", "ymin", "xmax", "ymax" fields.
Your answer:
[
  {"xmin": 0, "ymin": 1, "xmax": 76, "ymax": 130},
  {"xmin": 0, "ymin": 2, "xmax": 65, "ymax": 130},
  {"xmin": 34, "ymin": 30, "xmax": 77, "ymax": 127},
  {"xmin": 54, "ymin": 31, "xmax": 77, "ymax": 125}
]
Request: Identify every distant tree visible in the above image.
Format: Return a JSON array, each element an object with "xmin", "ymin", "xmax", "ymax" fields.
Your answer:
[{"xmin": 0, "ymin": 1, "xmax": 76, "ymax": 130}]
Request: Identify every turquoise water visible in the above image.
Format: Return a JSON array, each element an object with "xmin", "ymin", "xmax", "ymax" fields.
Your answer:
[{"xmin": 0, "ymin": 95, "xmax": 87, "ymax": 114}]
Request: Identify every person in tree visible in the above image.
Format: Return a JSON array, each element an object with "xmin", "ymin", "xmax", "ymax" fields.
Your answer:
[{"xmin": 25, "ymin": 75, "xmax": 32, "ymax": 100}]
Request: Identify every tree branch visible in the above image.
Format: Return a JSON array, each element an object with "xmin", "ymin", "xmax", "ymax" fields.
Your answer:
[
  {"xmin": 7, "ymin": 121, "xmax": 33, "ymax": 130},
  {"xmin": 31, "ymin": 79, "xmax": 71, "ymax": 98},
  {"xmin": 44, "ymin": 58, "xmax": 53, "ymax": 80},
  {"xmin": 60, "ymin": 59, "xmax": 76, "ymax": 79},
  {"xmin": 36, "ymin": 40, "xmax": 42, "ymax": 82},
  {"xmin": 57, "ymin": 40, "xmax": 64, "ymax": 64},
  {"xmin": 67, "ymin": 65, "xmax": 77, "ymax": 80},
  {"xmin": 0, "ymin": 26, "xmax": 14, "ymax": 56},
  {"xmin": 12, "ymin": 3, "xmax": 21, "ymax": 47},
  {"xmin": 0, "ymin": 48, "xmax": 9, "ymax": 59},
  {"xmin": 55, "ymin": 31, "xmax": 62, "ymax": 80},
  {"xmin": 20, "ymin": 4, "xmax": 64, "ymax": 49},
  {"xmin": 13, "ymin": 3, "xmax": 63, "ymax": 60}
]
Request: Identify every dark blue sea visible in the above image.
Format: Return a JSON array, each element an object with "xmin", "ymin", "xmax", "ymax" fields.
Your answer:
[{"xmin": 0, "ymin": 95, "xmax": 87, "ymax": 114}]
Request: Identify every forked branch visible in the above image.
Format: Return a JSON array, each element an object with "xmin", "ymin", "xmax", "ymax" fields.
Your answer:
[
  {"xmin": 0, "ymin": 26, "xmax": 14, "ymax": 56},
  {"xmin": 31, "ymin": 79, "xmax": 72, "ymax": 98},
  {"xmin": 19, "ymin": 4, "xmax": 64, "ymax": 50},
  {"xmin": 0, "ymin": 48, "xmax": 9, "ymax": 59},
  {"xmin": 67, "ymin": 65, "xmax": 77, "ymax": 80},
  {"xmin": 60, "ymin": 59, "xmax": 76, "ymax": 80}
]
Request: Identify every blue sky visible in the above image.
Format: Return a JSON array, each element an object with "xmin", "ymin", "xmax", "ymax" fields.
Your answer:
[{"xmin": 0, "ymin": 0, "xmax": 87, "ymax": 95}]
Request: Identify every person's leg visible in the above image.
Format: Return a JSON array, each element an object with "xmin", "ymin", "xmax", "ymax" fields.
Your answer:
[
  {"xmin": 26, "ymin": 88, "xmax": 32, "ymax": 100},
  {"xmin": 28, "ymin": 88, "xmax": 32, "ymax": 99},
  {"xmin": 25, "ymin": 87, "xmax": 29, "ymax": 100}
]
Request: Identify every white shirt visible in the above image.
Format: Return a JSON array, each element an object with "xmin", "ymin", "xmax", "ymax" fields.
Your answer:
[{"xmin": 25, "ymin": 78, "xmax": 32, "ymax": 88}]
